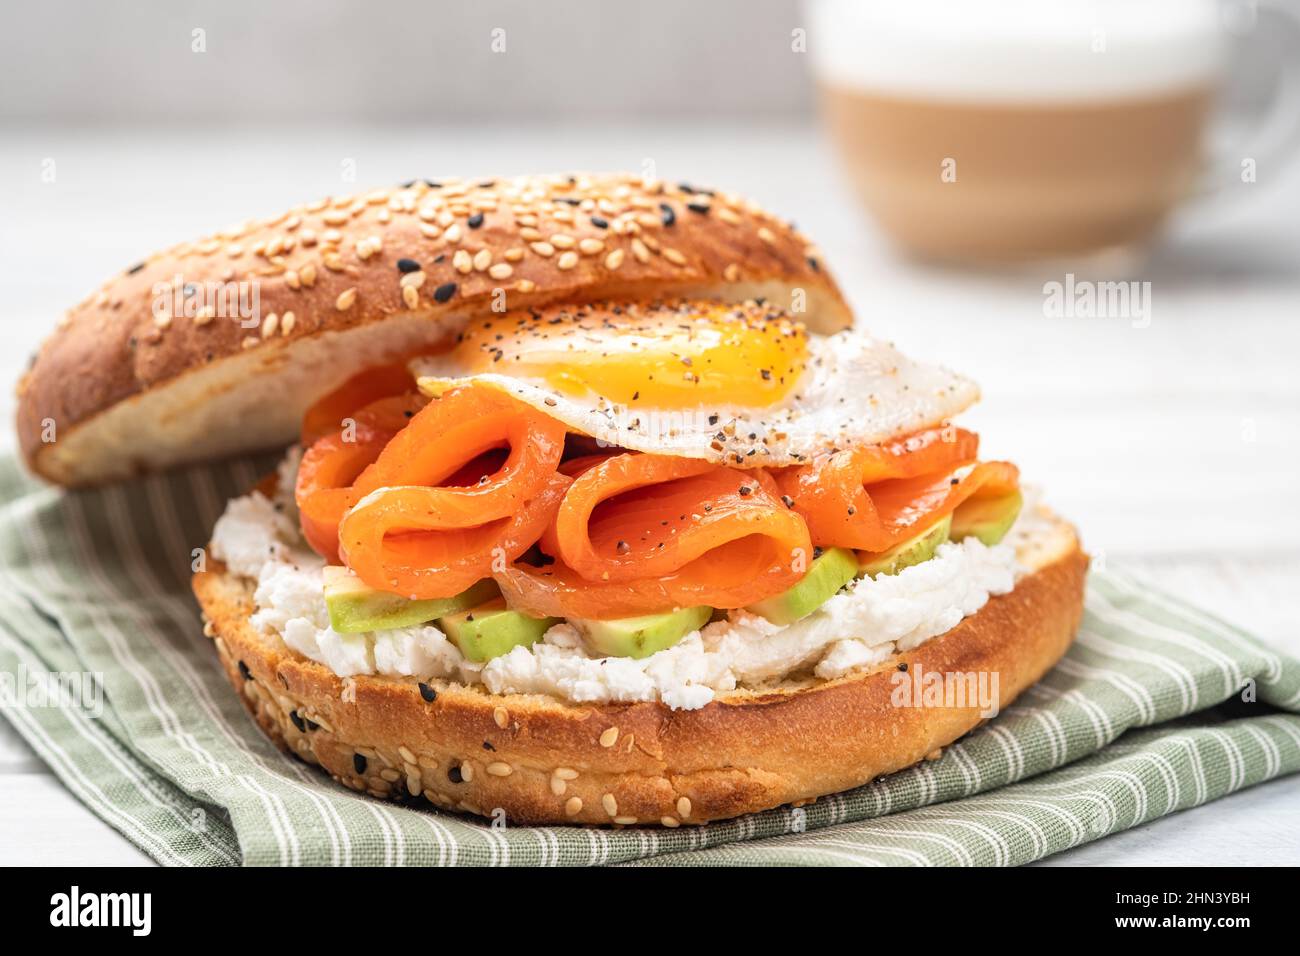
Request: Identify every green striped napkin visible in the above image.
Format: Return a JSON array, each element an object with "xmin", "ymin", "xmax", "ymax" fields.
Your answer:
[{"xmin": 1, "ymin": 453, "xmax": 1297, "ymax": 866}]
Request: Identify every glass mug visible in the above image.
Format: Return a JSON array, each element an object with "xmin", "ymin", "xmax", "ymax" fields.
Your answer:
[{"xmin": 809, "ymin": 0, "xmax": 1300, "ymax": 265}]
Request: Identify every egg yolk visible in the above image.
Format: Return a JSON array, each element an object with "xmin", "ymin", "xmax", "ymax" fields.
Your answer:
[{"xmin": 450, "ymin": 303, "xmax": 809, "ymax": 409}]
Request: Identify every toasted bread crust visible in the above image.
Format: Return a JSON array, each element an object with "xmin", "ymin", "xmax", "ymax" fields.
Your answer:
[
  {"xmin": 17, "ymin": 173, "xmax": 850, "ymax": 487},
  {"xmin": 192, "ymin": 517, "xmax": 1086, "ymax": 826}
]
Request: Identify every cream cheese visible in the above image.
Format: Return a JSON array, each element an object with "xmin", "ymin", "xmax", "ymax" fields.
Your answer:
[{"xmin": 209, "ymin": 448, "xmax": 1039, "ymax": 710}]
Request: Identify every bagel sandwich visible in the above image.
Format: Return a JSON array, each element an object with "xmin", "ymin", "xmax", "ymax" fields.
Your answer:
[{"xmin": 17, "ymin": 173, "xmax": 1086, "ymax": 826}]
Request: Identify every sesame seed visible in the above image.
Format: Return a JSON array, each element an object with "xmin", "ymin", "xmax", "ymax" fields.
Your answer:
[
  {"xmin": 676, "ymin": 796, "xmax": 692, "ymax": 818},
  {"xmin": 604, "ymin": 248, "xmax": 625, "ymax": 270},
  {"xmin": 402, "ymin": 285, "xmax": 420, "ymax": 308},
  {"xmin": 193, "ymin": 306, "xmax": 215, "ymax": 326},
  {"xmin": 661, "ymin": 816, "xmax": 680, "ymax": 828},
  {"xmin": 300, "ymin": 263, "xmax": 317, "ymax": 286},
  {"xmin": 599, "ymin": 727, "xmax": 619, "ymax": 747},
  {"xmin": 757, "ymin": 226, "xmax": 777, "ymax": 244},
  {"xmin": 353, "ymin": 753, "xmax": 367, "ymax": 774},
  {"xmin": 687, "ymin": 201, "xmax": 711, "ymax": 214},
  {"xmin": 516, "ymin": 278, "xmax": 536, "ymax": 293},
  {"xmin": 550, "ymin": 776, "xmax": 567, "ymax": 796},
  {"xmin": 554, "ymin": 766, "xmax": 578, "ymax": 780},
  {"xmin": 285, "ymin": 270, "xmax": 300, "ymax": 289},
  {"xmin": 380, "ymin": 767, "xmax": 400, "ymax": 783},
  {"xmin": 241, "ymin": 335, "xmax": 260, "ymax": 349},
  {"xmin": 556, "ymin": 251, "xmax": 578, "ymax": 270},
  {"xmin": 529, "ymin": 241, "xmax": 555, "ymax": 257},
  {"xmin": 614, "ymin": 816, "xmax": 637, "ymax": 825},
  {"xmin": 485, "ymin": 761, "xmax": 512, "ymax": 777},
  {"xmin": 460, "ymin": 762, "xmax": 475, "ymax": 782},
  {"xmin": 433, "ymin": 282, "xmax": 457, "ymax": 303},
  {"xmin": 549, "ymin": 234, "xmax": 575, "ymax": 249},
  {"xmin": 453, "ymin": 249, "xmax": 473, "ymax": 273},
  {"xmin": 397, "ymin": 257, "xmax": 420, "ymax": 273},
  {"xmin": 335, "ymin": 288, "xmax": 357, "ymax": 311},
  {"xmin": 602, "ymin": 793, "xmax": 618, "ymax": 817},
  {"xmin": 472, "ymin": 248, "xmax": 492, "ymax": 271},
  {"xmin": 281, "ymin": 312, "xmax": 296, "ymax": 335},
  {"xmin": 400, "ymin": 270, "xmax": 426, "ymax": 289},
  {"xmin": 261, "ymin": 313, "xmax": 279, "ymax": 338},
  {"xmin": 723, "ymin": 263, "xmax": 741, "ymax": 282},
  {"xmin": 418, "ymin": 682, "xmax": 437, "ymax": 702},
  {"xmin": 398, "ymin": 745, "xmax": 416, "ymax": 764},
  {"xmin": 504, "ymin": 247, "xmax": 524, "ymax": 262},
  {"xmin": 662, "ymin": 247, "xmax": 686, "ymax": 265},
  {"xmin": 590, "ymin": 216, "xmax": 608, "ymax": 229},
  {"xmin": 493, "ymin": 706, "xmax": 509, "ymax": 728},
  {"xmin": 630, "ymin": 238, "xmax": 651, "ymax": 262},
  {"xmin": 565, "ymin": 797, "xmax": 583, "ymax": 816},
  {"xmin": 443, "ymin": 223, "xmax": 463, "ymax": 244},
  {"xmin": 578, "ymin": 238, "xmax": 604, "ymax": 256},
  {"xmin": 467, "ymin": 212, "xmax": 484, "ymax": 228},
  {"xmin": 717, "ymin": 207, "xmax": 741, "ymax": 225},
  {"xmin": 322, "ymin": 252, "xmax": 344, "ymax": 272},
  {"xmin": 659, "ymin": 203, "xmax": 676, "ymax": 226}
]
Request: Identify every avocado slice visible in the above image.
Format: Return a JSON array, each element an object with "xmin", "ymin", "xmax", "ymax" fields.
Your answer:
[
  {"xmin": 323, "ymin": 566, "xmax": 499, "ymax": 634},
  {"xmin": 746, "ymin": 547, "xmax": 858, "ymax": 625},
  {"xmin": 578, "ymin": 606, "xmax": 713, "ymax": 660},
  {"xmin": 951, "ymin": 490, "xmax": 1023, "ymax": 546},
  {"xmin": 858, "ymin": 515, "xmax": 951, "ymax": 578},
  {"xmin": 438, "ymin": 598, "xmax": 558, "ymax": 662}
]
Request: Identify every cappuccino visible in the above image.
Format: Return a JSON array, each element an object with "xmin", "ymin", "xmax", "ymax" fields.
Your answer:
[{"xmin": 810, "ymin": 0, "xmax": 1228, "ymax": 262}]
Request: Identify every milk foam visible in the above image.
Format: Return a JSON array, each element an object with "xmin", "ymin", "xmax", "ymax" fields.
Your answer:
[{"xmin": 809, "ymin": 0, "xmax": 1227, "ymax": 102}]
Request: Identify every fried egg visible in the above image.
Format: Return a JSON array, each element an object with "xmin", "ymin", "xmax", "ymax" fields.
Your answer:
[{"xmin": 410, "ymin": 299, "xmax": 979, "ymax": 465}]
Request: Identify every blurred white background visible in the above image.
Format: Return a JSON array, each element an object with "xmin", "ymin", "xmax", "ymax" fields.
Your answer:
[{"xmin": 1, "ymin": 0, "xmax": 1299, "ymax": 865}]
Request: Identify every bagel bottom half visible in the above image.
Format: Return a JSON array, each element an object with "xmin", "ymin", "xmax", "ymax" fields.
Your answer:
[{"xmin": 192, "ymin": 515, "xmax": 1086, "ymax": 827}]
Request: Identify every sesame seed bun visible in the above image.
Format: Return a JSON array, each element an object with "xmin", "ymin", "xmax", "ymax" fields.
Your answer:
[
  {"xmin": 16, "ymin": 173, "xmax": 850, "ymax": 487},
  {"xmin": 192, "ymin": 512, "xmax": 1085, "ymax": 827}
]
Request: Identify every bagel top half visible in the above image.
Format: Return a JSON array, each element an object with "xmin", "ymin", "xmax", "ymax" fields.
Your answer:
[{"xmin": 16, "ymin": 173, "xmax": 849, "ymax": 487}]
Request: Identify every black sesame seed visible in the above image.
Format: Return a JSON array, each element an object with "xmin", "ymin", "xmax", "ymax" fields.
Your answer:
[
  {"xmin": 353, "ymin": 753, "xmax": 368, "ymax": 774},
  {"xmin": 807, "ymin": 256, "xmax": 820, "ymax": 272},
  {"xmin": 448, "ymin": 765, "xmax": 464, "ymax": 784},
  {"xmin": 687, "ymin": 201, "xmax": 711, "ymax": 214},
  {"xmin": 418, "ymin": 682, "xmax": 437, "ymax": 702},
  {"xmin": 708, "ymin": 414, "xmax": 719, "ymax": 425},
  {"xmin": 678, "ymin": 182, "xmax": 696, "ymax": 194},
  {"xmin": 304, "ymin": 717, "xmax": 320, "ymax": 732},
  {"xmin": 467, "ymin": 212, "xmax": 484, "ymax": 229},
  {"xmin": 760, "ymin": 369, "xmax": 772, "ymax": 381},
  {"xmin": 237, "ymin": 660, "xmax": 251, "ymax": 681},
  {"xmin": 659, "ymin": 203, "xmax": 676, "ymax": 227},
  {"xmin": 781, "ymin": 494, "xmax": 796, "ymax": 509},
  {"xmin": 897, "ymin": 662, "xmax": 909, "ymax": 672},
  {"xmin": 738, "ymin": 485, "xmax": 753, "ymax": 497},
  {"xmin": 396, "ymin": 257, "xmax": 420, "ymax": 273},
  {"xmin": 400, "ymin": 179, "xmax": 416, "ymax": 188},
  {"xmin": 590, "ymin": 216, "xmax": 609, "ymax": 229},
  {"xmin": 616, "ymin": 540, "xmax": 631, "ymax": 554},
  {"xmin": 555, "ymin": 196, "xmax": 581, "ymax": 206},
  {"xmin": 288, "ymin": 710, "xmax": 306, "ymax": 733},
  {"xmin": 424, "ymin": 179, "xmax": 442, "ymax": 188},
  {"xmin": 126, "ymin": 262, "xmax": 145, "ymax": 275},
  {"xmin": 813, "ymin": 546, "xmax": 824, "ymax": 559},
  {"xmin": 433, "ymin": 282, "xmax": 457, "ymax": 303},
  {"xmin": 478, "ymin": 179, "xmax": 496, "ymax": 188},
  {"xmin": 482, "ymin": 741, "xmax": 495, "ymax": 751}
]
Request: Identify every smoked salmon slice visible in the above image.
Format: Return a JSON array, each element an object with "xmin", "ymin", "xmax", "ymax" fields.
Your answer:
[
  {"xmin": 300, "ymin": 363, "xmax": 417, "ymax": 446},
  {"xmin": 295, "ymin": 392, "xmax": 427, "ymax": 562},
  {"xmin": 496, "ymin": 453, "xmax": 812, "ymax": 618},
  {"xmin": 336, "ymin": 385, "xmax": 569, "ymax": 598},
  {"xmin": 774, "ymin": 427, "xmax": 1018, "ymax": 551}
]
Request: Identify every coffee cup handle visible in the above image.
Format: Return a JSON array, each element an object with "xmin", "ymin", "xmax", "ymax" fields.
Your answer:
[{"xmin": 1195, "ymin": 0, "xmax": 1300, "ymax": 202}]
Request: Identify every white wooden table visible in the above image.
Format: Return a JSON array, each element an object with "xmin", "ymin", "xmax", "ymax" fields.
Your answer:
[{"xmin": 1, "ymin": 123, "xmax": 1297, "ymax": 866}]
